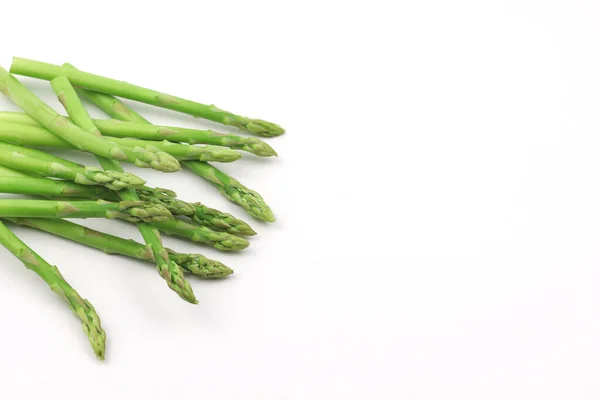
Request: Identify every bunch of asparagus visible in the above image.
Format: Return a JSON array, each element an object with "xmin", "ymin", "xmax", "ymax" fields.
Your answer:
[{"xmin": 0, "ymin": 58, "xmax": 284, "ymax": 360}]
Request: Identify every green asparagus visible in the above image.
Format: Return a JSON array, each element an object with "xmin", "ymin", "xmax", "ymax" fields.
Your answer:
[
  {"xmin": 70, "ymin": 90, "xmax": 275, "ymax": 222},
  {"xmin": 0, "ymin": 120, "xmax": 241, "ymax": 163},
  {"xmin": 0, "ymin": 221, "xmax": 106, "ymax": 359},
  {"xmin": 51, "ymin": 79, "xmax": 196, "ymax": 304},
  {"xmin": 0, "ymin": 199, "xmax": 172, "ymax": 223},
  {"xmin": 74, "ymin": 111, "xmax": 277, "ymax": 156},
  {"xmin": 0, "ymin": 170, "xmax": 256, "ymax": 236},
  {"xmin": 0, "ymin": 67, "xmax": 131, "ymax": 163},
  {"xmin": 184, "ymin": 161, "xmax": 275, "ymax": 222},
  {"xmin": 5, "ymin": 218, "xmax": 233, "ymax": 279},
  {"xmin": 0, "ymin": 142, "xmax": 145, "ymax": 190},
  {"xmin": 191, "ymin": 202, "xmax": 257, "ymax": 236},
  {"xmin": 9, "ymin": 59, "xmax": 285, "ymax": 137},
  {"xmin": 152, "ymin": 219, "xmax": 250, "ymax": 251},
  {"xmin": 51, "ymin": 76, "xmax": 180, "ymax": 172}
]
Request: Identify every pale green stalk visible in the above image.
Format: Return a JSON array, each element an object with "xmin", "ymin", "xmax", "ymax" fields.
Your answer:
[
  {"xmin": 5, "ymin": 218, "xmax": 233, "ymax": 279},
  {"xmin": 0, "ymin": 199, "xmax": 172, "ymax": 223},
  {"xmin": 0, "ymin": 221, "xmax": 105, "ymax": 359},
  {"xmin": 0, "ymin": 120, "xmax": 240, "ymax": 163},
  {"xmin": 0, "ymin": 66, "xmax": 131, "ymax": 162},
  {"xmin": 51, "ymin": 76, "xmax": 196, "ymax": 304},
  {"xmin": 152, "ymin": 219, "xmax": 250, "ymax": 251},
  {"xmin": 66, "ymin": 90, "xmax": 275, "ymax": 222},
  {"xmin": 51, "ymin": 76, "xmax": 180, "ymax": 172},
  {"xmin": 0, "ymin": 142, "xmax": 145, "ymax": 190},
  {"xmin": 10, "ymin": 59, "xmax": 285, "ymax": 137}
]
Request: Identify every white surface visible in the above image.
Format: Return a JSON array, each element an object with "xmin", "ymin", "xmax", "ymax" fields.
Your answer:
[{"xmin": 1, "ymin": 0, "xmax": 600, "ymax": 398}]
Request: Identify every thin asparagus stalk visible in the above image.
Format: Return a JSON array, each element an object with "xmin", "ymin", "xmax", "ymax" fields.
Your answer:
[
  {"xmin": 51, "ymin": 77, "xmax": 180, "ymax": 172},
  {"xmin": 0, "ymin": 199, "xmax": 172, "ymax": 223},
  {"xmin": 183, "ymin": 161, "xmax": 275, "ymax": 222},
  {"xmin": 106, "ymin": 138, "xmax": 241, "ymax": 163},
  {"xmin": 5, "ymin": 218, "xmax": 233, "ymax": 279},
  {"xmin": 0, "ymin": 142, "xmax": 145, "ymax": 190},
  {"xmin": 0, "ymin": 67, "xmax": 132, "ymax": 163},
  {"xmin": 0, "ymin": 221, "xmax": 106, "ymax": 359},
  {"xmin": 75, "ymin": 108, "xmax": 277, "ymax": 156},
  {"xmin": 152, "ymin": 219, "xmax": 250, "ymax": 251},
  {"xmin": 0, "ymin": 168, "xmax": 256, "ymax": 236},
  {"xmin": 9, "ymin": 59, "xmax": 285, "ymax": 137},
  {"xmin": 69, "ymin": 90, "xmax": 275, "ymax": 222},
  {"xmin": 52, "ymin": 76, "xmax": 196, "ymax": 304},
  {"xmin": 0, "ymin": 120, "xmax": 241, "ymax": 163}
]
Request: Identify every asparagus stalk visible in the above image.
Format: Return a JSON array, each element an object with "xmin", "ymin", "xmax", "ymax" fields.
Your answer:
[
  {"xmin": 152, "ymin": 219, "xmax": 250, "ymax": 251},
  {"xmin": 0, "ymin": 120, "xmax": 241, "ymax": 163},
  {"xmin": 0, "ymin": 176, "xmax": 116, "ymax": 199},
  {"xmin": 0, "ymin": 199, "xmax": 172, "ymax": 223},
  {"xmin": 51, "ymin": 77, "xmax": 180, "ymax": 172},
  {"xmin": 183, "ymin": 161, "xmax": 275, "ymax": 222},
  {"xmin": 9, "ymin": 59, "xmax": 285, "ymax": 137},
  {"xmin": 5, "ymin": 218, "xmax": 234, "ymax": 279},
  {"xmin": 0, "ymin": 67, "xmax": 132, "ymax": 164},
  {"xmin": 191, "ymin": 202, "xmax": 257, "ymax": 236},
  {"xmin": 0, "ymin": 142, "xmax": 145, "ymax": 190},
  {"xmin": 0, "ymin": 167, "xmax": 256, "ymax": 236},
  {"xmin": 51, "ymin": 77, "xmax": 196, "ymax": 304},
  {"xmin": 75, "ymin": 109, "xmax": 277, "ymax": 156},
  {"xmin": 0, "ymin": 164, "xmax": 33, "ymax": 178},
  {"xmin": 107, "ymin": 138, "xmax": 241, "ymax": 163},
  {"xmin": 70, "ymin": 91, "xmax": 275, "ymax": 222},
  {"xmin": 0, "ymin": 221, "xmax": 105, "ymax": 359}
]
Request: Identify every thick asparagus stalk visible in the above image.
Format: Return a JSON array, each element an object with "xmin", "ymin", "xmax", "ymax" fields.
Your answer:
[
  {"xmin": 9, "ymin": 59, "xmax": 285, "ymax": 137},
  {"xmin": 0, "ymin": 221, "xmax": 106, "ymax": 359},
  {"xmin": 51, "ymin": 77, "xmax": 196, "ymax": 304},
  {"xmin": 51, "ymin": 77, "xmax": 180, "ymax": 172},
  {"xmin": 5, "ymin": 218, "xmax": 233, "ymax": 279},
  {"xmin": 0, "ymin": 176, "xmax": 116, "ymax": 199},
  {"xmin": 191, "ymin": 202, "xmax": 257, "ymax": 236},
  {"xmin": 0, "ymin": 142, "xmax": 145, "ymax": 190},
  {"xmin": 70, "ymin": 91, "xmax": 275, "ymax": 222},
  {"xmin": 183, "ymin": 161, "xmax": 275, "ymax": 222},
  {"xmin": 0, "ymin": 199, "xmax": 172, "ymax": 223},
  {"xmin": 152, "ymin": 219, "xmax": 250, "ymax": 251},
  {"xmin": 0, "ymin": 67, "xmax": 132, "ymax": 163}
]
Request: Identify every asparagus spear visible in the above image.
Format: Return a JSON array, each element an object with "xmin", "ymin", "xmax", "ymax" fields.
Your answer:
[
  {"xmin": 0, "ymin": 165, "xmax": 256, "ymax": 236},
  {"xmin": 69, "ymin": 90, "xmax": 275, "ymax": 222},
  {"xmin": 51, "ymin": 77, "xmax": 181, "ymax": 172},
  {"xmin": 0, "ymin": 67, "xmax": 132, "ymax": 164},
  {"xmin": 191, "ymin": 202, "xmax": 257, "ymax": 236},
  {"xmin": 0, "ymin": 142, "xmax": 145, "ymax": 190},
  {"xmin": 9, "ymin": 59, "xmax": 285, "ymax": 137},
  {"xmin": 0, "ymin": 164, "xmax": 33, "ymax": 178},
  {"xmin": 5, "ymin": 218, "xmax": 234, "ymax": 279},
  {"xmin": 0, "ymin": 220, "xmax": 106, "ymax": 359},
  {"xmin": 183, "ymin": 161, "xmax": 275, "ymax": 222},
  {"xmin": 0, "ymin": 199, "xmax": 172, "ymax": 223},
  {"xmin": 152, "ymin": 219, "xmax": 250, "ymax": 251},
  {"xmin": 74, "ymin": 109, "xmax": 277, "ymax": 156},
  {"xmin": 0, "ymin": 120, "xmax": 241, "ymax": 163},
  {"xmin": 51, "ymin": 76, "xmax": 197, "ymax": 304},
  {"xmin": 0, "ymin": 176, "xmax": 116, "ymax": 199}
]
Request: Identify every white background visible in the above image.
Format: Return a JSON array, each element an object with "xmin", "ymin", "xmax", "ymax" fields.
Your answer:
[{"xmin": 0, "ymin": 0, "xmax": 599, "ymax": 398}]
